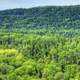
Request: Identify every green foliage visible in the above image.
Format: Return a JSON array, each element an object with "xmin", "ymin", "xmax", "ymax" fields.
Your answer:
[
  {"xmin": 0, "ymin": 28, "xmax": 80, "ymax": 80},
  {"xmin": 0, "ymin": 5, "xmax": 80, "ymax": 30},
  {"xmin": 0, "ymin": 5, "xmax": 80, "ymax": 80}
]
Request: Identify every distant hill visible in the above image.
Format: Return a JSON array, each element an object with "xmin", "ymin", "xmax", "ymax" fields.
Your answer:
[{"xmin": 0, "ymin": 5, "xmax": 80, "ymax": 29}]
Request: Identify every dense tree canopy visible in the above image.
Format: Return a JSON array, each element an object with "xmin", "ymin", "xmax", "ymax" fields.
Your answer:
[
  {"xmin": 0, "ymin": 5, "xmax": 80, "ymax": 30},
  {"xmin": 0, "ymin": 5, "xmax": 80, "ymax": 80}
]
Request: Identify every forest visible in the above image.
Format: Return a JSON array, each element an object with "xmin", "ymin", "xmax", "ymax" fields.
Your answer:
[{"xmin": 0, "ymin": 5, "xmax": 80, "ymax": 80}]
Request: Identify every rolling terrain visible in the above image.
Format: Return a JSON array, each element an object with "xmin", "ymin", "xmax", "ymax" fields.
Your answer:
[
  {"xmin": 0, "ymin": 5, "xmax": 80, "ymax": 80},
  {"xmin": 0, "ymin": 5, "xmax": 80, "ymax": 30}
]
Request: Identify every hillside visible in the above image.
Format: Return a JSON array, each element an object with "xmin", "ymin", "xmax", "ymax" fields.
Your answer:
[
  {"xmin": 1, "ymin": 6, "xmax": 80, "ymax": 80},
  {"xmin": 0, "ymin": 5, "xmax": 80, "ymax": 29}
]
